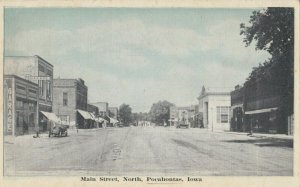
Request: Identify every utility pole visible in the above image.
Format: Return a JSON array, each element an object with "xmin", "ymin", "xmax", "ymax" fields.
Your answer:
[{"xmin": 211, "ymin": 107, "xmax": 214, "ymax": 132}]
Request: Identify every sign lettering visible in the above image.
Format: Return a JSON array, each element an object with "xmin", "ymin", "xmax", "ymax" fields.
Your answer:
[
  {"xmin": 27, "ymin": 76, "xmax": 51, "ymax": 81},
  {"xmin": 6, "ymin": 80, "xmax": 13, "ymax": 132}
]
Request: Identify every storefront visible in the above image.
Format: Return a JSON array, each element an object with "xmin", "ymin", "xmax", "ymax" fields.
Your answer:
[
  {"xmin": 244, "ymin": 107, "xmax": 279, "ymax": 133},
  {"xmin": 4, "ymin": 75, "xmax": 39, "ymax": 136},
  {"xmin": 39, "ymin": 111, "xmax": 62, "ymax": 131},
  {"xmin": 76, "ymin": 109, "xmax": 93, "ymax": 129},
  {"xmin": 107, "ymin": 117, "xmax": 119, "ymax": 127}
]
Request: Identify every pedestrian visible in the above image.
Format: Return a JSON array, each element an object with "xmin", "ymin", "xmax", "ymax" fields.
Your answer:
[
  {"xmin": 247, "ymin": 118, "xmax": 253, "ymax": 136},
  {"xmin": 35, "ymin": 125, "xmax": 40, "ymax": 138}
]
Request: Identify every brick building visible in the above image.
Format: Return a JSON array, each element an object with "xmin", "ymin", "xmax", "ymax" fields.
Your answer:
[
  {"xmin": 4, "ymin": 75, "xmax": 39, "ymax": 136},
  {"xmin": 87, "ymin": 104, "xmax": 99, "ymax": 116},
  {"xmin": 53, "ymin": 78, "xmax": 89, "ymax": 128},
  {"xmin": 91, "ymin": 102, "xmax": 109, "ymax": 118},
  {"xmin": 230, "ymin": 81, "xmax": 293, "ymax": 134},
  {"xmin": 4, "ymin": 56, "xmax": 54, "ymax": 132}
]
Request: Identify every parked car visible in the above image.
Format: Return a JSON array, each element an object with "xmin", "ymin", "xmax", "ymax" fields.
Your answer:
[
  {"xmin": 49, "ymin": 123, "xmax": 69, "ymax": 137},
  {"xmin": 176, "ymin": 121, "xmax": 189, "ymax": 128}
]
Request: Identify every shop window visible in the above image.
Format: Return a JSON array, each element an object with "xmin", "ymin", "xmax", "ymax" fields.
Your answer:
[
  {"xmin": 63, "ymin": 92, "xmax": 68, "ymax": 106},
  {"xmin": 29, "ymin": 103, "xmax": 35, "ymax": 111},
  {"xmin": 16, "ymin": 85, "xmax": 26, "ymax": 90},
  {"xmin": 29, "ymin": 89, "xmax": 37, "ymax": 94},
  {"xmin": 38, "ymin": 64, "xmax": 45, "ymax": 72},
  {"xmin": 38, "ymin": 80, "xmax": 44, "ymax": 96},
  {"xmin": 29, "ymin": 113, "xmax": 35, "ymax": 126},
  {"xmin": 46, "ymin": 81, "xmax": 51, "ymax": 100},
  {"xmin": 16, "ymin": 100, "xmax": 24, "ymax": 109},
  {"xmin": 16, "ymin": 111, "xmax": 23, "ymax": 127},
  {"xmin": 47, "ymin": 69, "xmax": 52, "ymax": 76},
  {"xmin": 217, "ymin": 106, "xmax": 229, "ymax": 123}
]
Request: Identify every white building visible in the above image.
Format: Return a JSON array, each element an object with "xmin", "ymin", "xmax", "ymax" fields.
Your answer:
[{"xmin": 197, "ymin": 86, "xmax": 231, "ymax": 131}]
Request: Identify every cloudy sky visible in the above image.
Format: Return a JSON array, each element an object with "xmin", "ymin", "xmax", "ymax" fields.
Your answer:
[{"xmin": 5, "ymin": 8, "xmax": 270, "ymax": 112}]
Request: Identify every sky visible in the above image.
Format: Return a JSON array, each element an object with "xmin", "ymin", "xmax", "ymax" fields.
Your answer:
[{"xmin": 4, "ymin": 8, "xmax": 270, "ymax": 112}]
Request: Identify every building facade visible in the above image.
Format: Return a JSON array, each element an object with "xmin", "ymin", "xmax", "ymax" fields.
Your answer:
[
  {"xmin": 169, "ymin": 105, "xmax": 200, "ymax": 128},
  {"xmin": 177, "ymin": 106, "xmax": 191, "ymax": 126},
  {"xmin": 230, "ymin": 85, "xmax": 245, "ymax": 132},
  {"xmin": 5, "ymin": 56, "xmax": 54, "ymax": 131},
  {"xmin": 108, "ymin": 107, "xmax": 118, "ymax": 119},
  {"xmin": 197, "ymin": 86, "xmax": 231, "ymax": 131},
  {"xmin": 87, "ymin": 104, "xmax": 99, "ymax": 116},
  {"xmin": 169, "ymin": 106, "xmax": 178, "ymax": 127},
  {"xmin": 233, "ymin": 79, "xmax": 293, "ymax": 134},
  {"xmin": 52, "ymin": 78, "xmax": 88, "ymax": 127},
  {"xmin": 4, "ymin": 75, "xmax": 39, "ymax": 136},
  {"xmin": 91, "ymin": 102, "xmax": 109, "ymax": 117}
]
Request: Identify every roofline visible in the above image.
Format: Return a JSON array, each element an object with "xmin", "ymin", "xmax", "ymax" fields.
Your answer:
[
  {"xmin": 5, "ymin": 55, "xmax": 53, "ymax": 67},
  {"xmin": 4, "ymin": 74, "xmax": 39, "ymax": 86},
  {"xmin": 34, "ymin": 55, "xmax": 53, "ymax": 67},
  {"xmin": 54, "ymin": 78, "xmax": 78, "ymax": 81},
  {"xmin": 54, "ymin": 78, "xmax": 87, "ymax": 85},
  {"xmin": 197, "ymin": 92, "xmax": 231, "ymax": 100},
  {"xmin": 90, "ymin": 102, "xmax": 109, "ymax": 105}
]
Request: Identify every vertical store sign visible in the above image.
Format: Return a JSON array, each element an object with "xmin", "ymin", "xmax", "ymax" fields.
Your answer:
[{"xmin": 6, "ymin": 79, "xmax": 13, "ymax": 133}]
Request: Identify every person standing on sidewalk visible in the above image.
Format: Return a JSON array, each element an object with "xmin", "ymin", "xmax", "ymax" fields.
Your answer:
[
  {"xmin": 35, "ymin": 125, "xmax": 40, "ymax": 138},
  {"xmin": 248, "ymin": 118, "xmax": 253, "ymax": 136}
]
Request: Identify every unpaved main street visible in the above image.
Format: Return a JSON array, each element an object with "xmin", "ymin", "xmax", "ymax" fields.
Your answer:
[{"xmin": 4, "ymin": 126, "xmax": 293, "ymax": 176}]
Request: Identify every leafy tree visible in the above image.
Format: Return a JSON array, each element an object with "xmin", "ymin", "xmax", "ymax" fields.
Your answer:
[
  {"xmin": 240, "ymin": 8, "xmax": 294, "ymax": 116},
  {"xmin": 149, "ymin": 100, "xmax": 174, "ymax": 125},
  {"xmin": 132, "ymin": 112, "xmax": 149, "ymax": 122},
  {"xmin": 119, "ymin": 104, "xmax": 132, "ymax": 126},
  {"xmin": 240, "ymin": 8, "xmax": 293, "ymax": 57}
]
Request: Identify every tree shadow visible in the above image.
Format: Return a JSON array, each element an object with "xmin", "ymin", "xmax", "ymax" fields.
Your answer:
[{"xmin": 223, "ymin": 138, "xmax": 293, "ymax": 148}]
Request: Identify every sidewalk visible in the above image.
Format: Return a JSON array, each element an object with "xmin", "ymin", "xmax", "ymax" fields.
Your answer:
[
  {"xmin": 4, "ymin": 127, "xmax": 107, "ymax": 144},
  {"xmin": 220, "ymin": 130, "xmax": 293, "ymax": 140}
]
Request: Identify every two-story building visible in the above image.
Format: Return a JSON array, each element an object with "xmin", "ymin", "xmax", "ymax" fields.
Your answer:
[
  {"xmin": 4, "ymin": 56, "xmax": 54, "ymax": 132},
  {"xmin": 4, "ymin": 75, "xmax": 39, "ymax": 136},
  {"xmin": 91, "ymin": 102, "xmax": 109, "ymax": 118},
  {"xmin": 52, "ymin": 78, "xmax": 92, "ymax": 128}
]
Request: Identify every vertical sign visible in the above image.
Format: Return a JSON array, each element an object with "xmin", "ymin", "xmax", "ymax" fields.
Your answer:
[{"xmin": 6, "ymin": 79, "xmax": 13, "ymax": 133}]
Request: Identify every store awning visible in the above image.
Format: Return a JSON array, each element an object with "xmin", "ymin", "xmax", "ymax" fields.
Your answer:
[
  {"xmin": 107, "ymin": 117, "xmax": 119, "ymax": 124},
  {"xmin": 89, "ymin": 113, "xmax": 96, "ymax": 120},
  {"xmin": 40, "ymin": 111, "xmax": 61, "ymax": 123},
  {"xmin": 77, "ymin": 109, "xmax": 93, "ymax": 120},
  {"xmin": 245, "ymin": 107, "xmax": 278, "ymax": 115}
]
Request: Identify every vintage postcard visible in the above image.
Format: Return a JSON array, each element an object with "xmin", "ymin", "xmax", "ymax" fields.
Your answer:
[{"xmin": 0, "ymin": 0, "xmax": 299, "ymax": 187}]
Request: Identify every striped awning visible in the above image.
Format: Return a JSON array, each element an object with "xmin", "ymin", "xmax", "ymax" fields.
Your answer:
[
  {"xmin": 40, "ymin": 111, "xmax": 61, "ymax": 123},
  {"xmin": 77, "ymin": 109, "xmax": 93, "ymax": 120}
]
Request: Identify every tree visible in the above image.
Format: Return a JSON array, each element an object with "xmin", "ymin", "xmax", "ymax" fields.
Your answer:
[
  {"xmin": 119, "ymin": 104, "xmax": 132, "ymax": 126},
  {"xmin": 240, "ymin": 8, "xmax": 294, "ymax": 116},
  {"xmin": 132, "ymin": 112, "xmax": 149, "ymax": 122},
  {"xmin": 149, "ymin": 100, "xmax": 175, "ymax": 125},
  {"xmin": 240, "ymin": 8, "xmax": 293, "ymax": 58}
]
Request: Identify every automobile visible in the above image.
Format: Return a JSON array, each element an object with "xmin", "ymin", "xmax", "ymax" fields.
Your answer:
[
  {"xmin": 49, "ymin": 123, "xmax": 69, "ymax": 137},
  {"xmin": 176, "ymin": 121, "xmax": 189, "ymax": 128}
]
